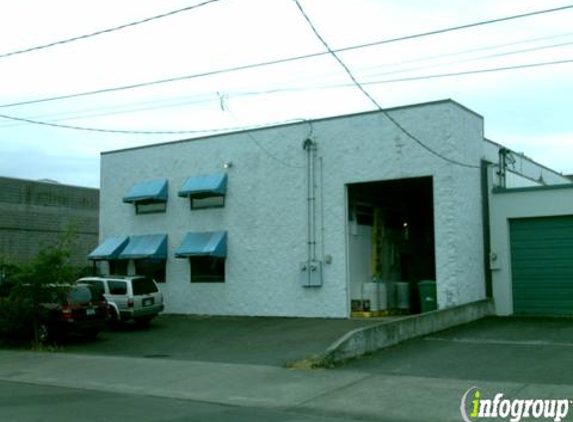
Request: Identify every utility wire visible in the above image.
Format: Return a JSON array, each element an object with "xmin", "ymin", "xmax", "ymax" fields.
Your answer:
[
  {"xmin": 3, "ymin": 31, "xmax": 572, "ymax": 128},
  {"xmin": 2, "ymin": 3, "xmax": 573, "ymax": 109},
  {"xmin": 357, "ymin": 40, "xmax": 573, "ymax": 81},
  {"xmin": 0, "ymin": 112, "xmax": 304, "ymax": 135},
  {"xmin": 292, "ymin": 0, "xmax": 481, "ymax": 170},
  {"xmin": 1, "ymin": 55, "xmax": 572, "ymax": 132},
  {"xmin": 0, "ymin": 0, "xmax": 224, "ymax": 59},
  {"xmin": 358, "ymin": 31, "xmax": 573, "ymax": 75},
  {"xmin": 3, "ymin": 33, "xmax": 571, "ymax": 128},
  {"xmin": 222, "ymin": 98, "xmax": 306, "ymax": 169},
  {"xmin": 0, "ymin": 93, "xmax": 217, "ymax": 128},
  {"xmin": 361, "ymin": 58, "xmax": 573, "ymax": 86}
]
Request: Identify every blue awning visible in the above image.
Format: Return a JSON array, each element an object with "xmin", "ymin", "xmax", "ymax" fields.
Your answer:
[
  {"xmin": 178, "ymin": 173, "xmax": 227, "ymax": 198},
  {"xmin": 118, "ymin": 234, "xmax": 168, "ymax": 260},
  {"xmin": 123, "ymin": 179, "xmax": 168, "ymax": 203},
  {"xmin": 175, "ymin": 231, "xmax": 227, "ymax": 258},
  {"xmin": 88, "ymin": 236, "xmax": 129, "ymax": 260}
]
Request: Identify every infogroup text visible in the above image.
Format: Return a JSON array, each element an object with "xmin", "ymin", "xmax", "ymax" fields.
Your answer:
[{"xmin": 460, "ymin": 387, "xmax": 571, "ymax": 422}]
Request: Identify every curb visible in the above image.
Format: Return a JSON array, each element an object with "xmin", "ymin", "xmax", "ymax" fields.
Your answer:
[{"xmin": 317, "ymin": 299, "xmax": 494, "ymax": 366}]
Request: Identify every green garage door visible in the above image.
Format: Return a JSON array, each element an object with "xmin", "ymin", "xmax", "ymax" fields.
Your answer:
[{"xmin": 510, "ymin": 216, "xmax": 573, "ymax": 316}]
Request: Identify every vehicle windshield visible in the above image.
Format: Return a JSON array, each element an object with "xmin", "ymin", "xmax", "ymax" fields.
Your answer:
[{"xmin": 132, "ymin": 277, "xmax": 158, "ymax": 295}]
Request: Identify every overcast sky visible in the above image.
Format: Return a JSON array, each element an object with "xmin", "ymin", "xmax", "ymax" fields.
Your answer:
[{"xmin": 0, "ymin": 0, "xmax": 572, "ymax": 188}]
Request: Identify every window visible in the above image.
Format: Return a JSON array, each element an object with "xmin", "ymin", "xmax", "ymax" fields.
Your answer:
[
  {"xmin": 190, "ymin": 257, "xmax": 225, "ymax": 283},
  {"xmin": 109, "ymin": 260, "xmax": 128, "ymax": 275},
  {"xmin": 190, "ymin": 195, "xmax": 225, "ymax": 210},
  {"xmin": 82, "ymin": 280, "xmax": 105, "ymax": 296},
  {"xmin": 108, "ymin": 281, "xmax": 128, "ymax": 295},
  {"xmin": 123, "ymin": 179, "xmax": 168, "ymax": 215},
  {"xmin": 135, "ymin": 259, "xmax": 166, "ymax": 283},
  {"xmin": 178, "ymin": 173, "xmax": 227, "ymax": 210},
  {"xmin": 135, "ymin": 201, "xmax": 167, "ymax": 214},
  {"xmin": 132, "ymin": 277, "xmax": 159, "ymax": 295}
]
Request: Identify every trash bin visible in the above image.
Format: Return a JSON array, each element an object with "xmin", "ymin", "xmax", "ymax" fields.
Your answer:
[{"xmin": 418, "ymin": 280, "xmax": 437, "ymax": 313}]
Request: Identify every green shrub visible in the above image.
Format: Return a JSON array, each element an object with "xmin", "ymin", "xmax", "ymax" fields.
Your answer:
[
  {"xmin": 0, "ymin": 229, "xmax": 83, "ymax": 346},
  {"xmin": 0, "ymin": 296, "xmax": 34, "ymax": 344}
]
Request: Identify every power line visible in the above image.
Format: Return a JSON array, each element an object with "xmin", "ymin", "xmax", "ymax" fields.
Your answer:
[
  {"xmin": 292, "ymin": 0, "xmax": 481, "ymax": 170},
  {"xmin": 1, "ymin": 55, "xmax": 572, "ymax": 131},
  {"xmin": 221, "ymin": 97, "xmax": 306, "ymax": 169},
  {"xmin": 0, "ymin": 112, "xmax": 305, "ymax": 135},
  {"xmin": 0, "ymin": 0, "xmax": 225, "ymax": 59},
  {"xmin": 357, "ymin": 40, "xmax": 573, "ymax": 81},
  {"xmin": 2, "ymin": 3, "xmax": 573, "ymax": 109},
  {"xmin": 358, "ymin": 31, "xmax": 573, "ymax": 75},
  {"xmin": 0, "ymin": 93, "xmax": 217, "ymax": 128},
  {"xmin": 361, "ymin": 58, "xmax": 573, "ymax": 86}
]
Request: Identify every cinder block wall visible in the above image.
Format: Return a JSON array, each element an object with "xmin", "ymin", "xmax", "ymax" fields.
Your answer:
[{"xmin": 0, "ymin": 177, "xmax": 99, "ymax": 268}]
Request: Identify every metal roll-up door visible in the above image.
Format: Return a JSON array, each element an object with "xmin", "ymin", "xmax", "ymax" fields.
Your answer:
[{"xmin": 510, "ymin": 215, "xmax": 573, "ymax": 316}]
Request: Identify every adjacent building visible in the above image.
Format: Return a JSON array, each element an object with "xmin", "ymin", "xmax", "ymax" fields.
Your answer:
[
  {"xmin": 90, "ymin": 100, "xmax": 573, "ymax": 317},
  {"xmin": 0, "ymin": 176, "xmax": 99, "ymax": 268}
]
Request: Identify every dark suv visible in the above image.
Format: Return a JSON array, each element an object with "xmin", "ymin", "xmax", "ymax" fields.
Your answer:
[{"xmin": 38, "ymin": 284, "xmax": 110, "ymax": 343}]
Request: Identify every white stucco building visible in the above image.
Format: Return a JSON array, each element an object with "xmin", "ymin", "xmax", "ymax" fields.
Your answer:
[{"xmin": 90, "ymin": 100, "xmax": 573, "ymax": 318}]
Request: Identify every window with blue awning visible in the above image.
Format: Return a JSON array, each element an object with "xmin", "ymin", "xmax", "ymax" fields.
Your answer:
[
  {"xmin": 118, "ymin": 234, "xmax": 168, "ymax": 260},
  {"xmin": 123, "ymin": 179, "xmax": 168, "ymax": 214},
  {"xmin": 175, "ymin": 231, "xmax": 227, "ymax": 258},
  {"xmin": 88, "ymin": 236, "xmax": 129, "ymax": 260},
  {"xmin": 175, "ymin": 231, "xmax": 227, "ymax": 283},
  {"xmin": 178, "ymin": 173, "xmax": 227, "ymax": 209}
]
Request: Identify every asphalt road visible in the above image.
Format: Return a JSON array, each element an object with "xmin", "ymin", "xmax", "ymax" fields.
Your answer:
[
  {"xmin": 341, "ymin": 316, "xmax": 573, "ymax": 385},
  {"xmin": 3, "ymin": 316, "xmax": 573, "ymax": 422},
  {"xmin": 0, "ymin": 380, "xmax": 371, "ymax": 422}
]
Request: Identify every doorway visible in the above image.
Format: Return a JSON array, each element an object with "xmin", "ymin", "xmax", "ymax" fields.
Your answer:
[{"xmin": 347, "ymin": 176, "xmax": 435, "ymax": 315}]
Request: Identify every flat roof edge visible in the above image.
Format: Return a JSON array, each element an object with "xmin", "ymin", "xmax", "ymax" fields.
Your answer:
[
  {"xmin": 493, "ymin": 183, "xmax": 573, "ymax": 194},
  {"xmin": 102, "ymin": 99, "xmax": 481, "ymax": 156},
  {"xmin": 484, "ymin": 138, "xmax": 567, "ymax": 179}
]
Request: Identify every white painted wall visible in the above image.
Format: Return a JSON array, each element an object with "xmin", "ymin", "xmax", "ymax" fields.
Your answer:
[
  {"xmin": 100, "ymin": 100, "xmax": 488, "ymax": 317},
  {"xmin": 488, "ymin": 182, "xmax": 573, "ymax": 315}
]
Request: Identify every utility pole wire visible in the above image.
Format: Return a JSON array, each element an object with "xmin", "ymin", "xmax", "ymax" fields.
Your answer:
[
  {"xmin": 0, "ymin": 0, "xmax": 224, "ymax": 59},
  {"xmin": 291, "ymin": 0, "xmax": 481, "ymax": 170},
  {"xmin": 0, "ymin": 111, "xmax": 304, "ymax": 135},
  {"xmin": 1, "ymin": 3, "xmax": 572, "ymax": 109},
  {"xmin": 1, "ymin": 51, "xmax": 571, "ymax": 133}
]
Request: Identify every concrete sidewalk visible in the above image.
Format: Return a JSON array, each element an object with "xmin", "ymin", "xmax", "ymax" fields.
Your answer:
[{"xmin": 2, "ymin": 350, "xmax": 572, "ymax": 422}]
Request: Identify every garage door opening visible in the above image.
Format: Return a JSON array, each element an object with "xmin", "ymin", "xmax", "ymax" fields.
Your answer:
[{"xmin": 347, "ymin": 176, "xmax": 435, "ymax": 316}]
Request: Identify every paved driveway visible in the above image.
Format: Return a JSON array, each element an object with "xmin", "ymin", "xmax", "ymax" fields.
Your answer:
[
  {"xmin": 60, "ymin": 314, "xmax": 383, "ymax": 366},
  {"xmin": 340, "ymin": 316, "xmax": 573, "ymax": 385}
]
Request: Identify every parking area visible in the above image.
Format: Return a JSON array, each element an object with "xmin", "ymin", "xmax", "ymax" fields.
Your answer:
[
  {"xmin": 54, "ymin": 314, "xmax": 573, "ymax": 386},
  {"xmin": 61, "ymin": 314, "xmax": 384, "ymax": 366},
  {"xmin": 341, "ymin": 316, "xmax": 573, "ymax": 385}
]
